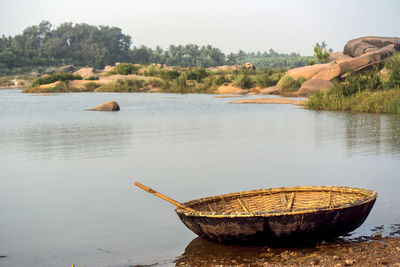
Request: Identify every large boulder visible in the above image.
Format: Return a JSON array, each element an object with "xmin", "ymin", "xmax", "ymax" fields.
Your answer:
[
  {"xmin": 298, "ymin": 79, "xmax": 333, "ymax": 97},
  {"xmin": 344, "ymin": 36, "xmax": 400, "ymax": 57},
  {"xmin": 312, "ymin": 44, "xmax": 398, "ymax": 80},
  {"xmin": 90, "ymin": 101, "xmax": 120, "ymax": 111},
  {"xmin": 285, "ymin": 63, "xmax": 330, "ymax": 80},
  {"xmin": 58, "ymin": 65, "xmax": 74, "ymax": 72},
  {"xmin": 75, "ymin": 67, "xmax": 95, "ymax": 79},
  {"xmin": 243, "ymin": 62, "xmax": 256, "ymax": 70},
  {"xmin": 327, "ymin": 51, "xmax": 353, "ymax": 63}
]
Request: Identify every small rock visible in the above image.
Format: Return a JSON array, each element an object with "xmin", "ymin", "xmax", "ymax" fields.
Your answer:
[
  {"xmin": 334, "ymin": 264, "xmax": 343, "ymax": 267},
  {"xmin": 375, "ymin": 231, "xmax": 382, "ymax": 238},
  {"xmin": 344, "ymin": 259, "xmax": 356, "ymax": 266},
  {"xmin": 333, "ymin": 255, "xmax": 340, "ymax": 260}
]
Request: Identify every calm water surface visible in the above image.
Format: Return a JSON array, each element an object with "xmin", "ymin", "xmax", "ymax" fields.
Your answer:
[{"xmin": 0, "ymin": 89, "xmax": 399, "ymax": 266}]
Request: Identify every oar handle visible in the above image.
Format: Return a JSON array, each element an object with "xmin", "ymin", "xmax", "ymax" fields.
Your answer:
[{"xmin": 134, "ymin": 181, "xmax": 195, "ymax": 212}]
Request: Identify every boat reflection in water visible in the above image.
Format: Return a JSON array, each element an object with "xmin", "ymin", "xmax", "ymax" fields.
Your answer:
[{"xmin": 175, "ymin": 236, "xmax": 320, "ymax": 266}]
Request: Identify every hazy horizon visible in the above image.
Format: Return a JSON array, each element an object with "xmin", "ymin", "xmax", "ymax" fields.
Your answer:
[{"xmin": 1, "ymin": 0, "xmax": 399, "ymax": 56}]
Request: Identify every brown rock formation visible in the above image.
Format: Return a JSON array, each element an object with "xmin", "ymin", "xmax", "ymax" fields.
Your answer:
[
  {"xmin": 285, "ymin": 64, "xmax": 330, "ymax": 80},
  {"xmin": 343, "ymin": 36, "xmax": 400, "ymax": 57},
  {"xmin": 243, "ymin": 62, "xmax": 256, "ymax": 70},
  {"xmin": 298, "ymin": 79, "xmax": 333, "ymax": 97},
  {"xmin": 75, "ymin": 67, "xmax": 95, "ymax": 79},
  {"xmin": 281, "ymin": 36, "xmax": 400, "ymax": 97},
  {"xmin": 90, "ymin": 101, "xmax": 120, "ymax": 111}
]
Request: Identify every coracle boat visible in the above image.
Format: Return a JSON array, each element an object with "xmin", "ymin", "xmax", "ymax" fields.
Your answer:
[{"xmin": 135, "ymin": 183, "xmax": 377, "ymax": 244}]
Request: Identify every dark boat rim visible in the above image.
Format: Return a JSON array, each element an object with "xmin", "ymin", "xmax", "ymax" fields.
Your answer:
[{"xmin": 175, "ymin": 185, "xmax": 377, "ymax": 218}]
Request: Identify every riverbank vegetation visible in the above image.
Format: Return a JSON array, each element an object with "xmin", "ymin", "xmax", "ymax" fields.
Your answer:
[
  {"xmin": 23, "ymin": 64, "xmax": 286, "ymax": 94},
  {"xmin": 306, "ymin": 53, "xmax": 400, "ymax": 114},
  {"xmin": 0, "ymin": 21, "xmax": 311, "ymax": 75}
]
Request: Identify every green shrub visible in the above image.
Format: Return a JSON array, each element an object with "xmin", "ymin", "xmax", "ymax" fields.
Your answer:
[
  {"xmin": 31, "ymin": 72, "xmax": 82, "ymax": 87},
  {"xmin": 161, "ymin": 69, "xmax": 180, "ymax": 80},
  {"xmin": 83, "ymin": 82, "xmax": 99, "ymax": 91},
  {"xmin": 97, "ymin": 78, "xmax": 144, "ymax": 92},
  {"xmin": 233, "ymin": 73, "xmax": 252, "ymax": 89},
  {"xmin": 108, "ymin": 63, "xmax": 139, "ymax": 75},
  {"xmin": 144, "ymin": 78, "xmax": 169, "ymax": 89},
  {"xmin": 308, "ymin": 59, "xmax": 316, "ymax": 65},
  {"xmin": 277, "ymin": 75, "xmax": 305, "ymax": 93},
  {"xmin": 85, "ymin": 76, "xmax": 99, "ymax": 80},
  {"xmin": 313, "ymin": 41, "xmax": 332, "ymax": 63},
  {"xmin": 212, "ymin": 74, "xmax": 230, "ymax": 86},
  {"xmin": 0, "ymin": 78, "xmax": 14, "ymax": 86},
  {"xmin": 186, "ymin": 67, "xmax": 210, "ymax": 82},
  {"xmin": 333, "ymin": 68, "xmax": 382, "ymax": 96},
  {"xmin": 384, "ymin": 52, "xmax": 400, "ymax": 89}
]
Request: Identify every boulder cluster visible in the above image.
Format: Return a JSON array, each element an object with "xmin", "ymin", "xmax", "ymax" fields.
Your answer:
[{"xmin": 282, "ymin": 36, "xmax": 400, "ymax": 97}]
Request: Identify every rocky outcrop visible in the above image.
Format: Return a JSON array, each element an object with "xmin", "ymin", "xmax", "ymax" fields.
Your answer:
[
  {"xmin": 343, "ymin": 36, "xmax": 400, "ymax": 58},
  {"xmin": 58, "ymin": 65, "xmax": 74, "ymax": 72},
  {"xmin": 75, "ymin": 67, "xmax": 95, "ymax": 79},
  {"xmin": 298, "ymin": 79, "xmax": 333, "ymax": 97},
  {"xmin": 327, "ymin": 52, "xmax": 352, "ymax": 63},
  {"xmin": 259, "ymin": 86, "xmax": 279, "ymax": 95},
  {"xmin": 90, "ymin": 101, "xmax": 120, "ymax": 111},
  {"xmin": 285, "ymin": 64, "xmax": 330, "ymax": 80},
  {"xmin": 280, "ymin": 36, "xmax": 400, "ymax": 97},
  {"xmin": 312, "ymin": 44, "xmax": 398, "ymax": 81}
]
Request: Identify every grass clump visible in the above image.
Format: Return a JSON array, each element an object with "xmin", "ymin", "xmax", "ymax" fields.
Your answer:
[
  {"xmin": 24, "ymin": 81, "xmax": 78, "ymax": 93},
  {"xmin": 306, "ymin": 88, "xmax": 400, "ymax": 114},
  {"xmin": 83, "ymin": 82, "xmax": 100, "ymax": 91},
  {"xmin": 233, "ymin": 72, "xmax": 253, "ymax": 89},
  {"xmin": 31, "ymin": 72, "xmax": 82, "ymax": 87},
  {"xmin": 107, "ymin": 63, "xmax": 140, "ymax": 75},
  {"xmin": 0, "ymin": 78, "xmax": 14, "ymax": 86},
  {"xmin": 186, "ymin": 67, "xmax": 210, "ymax": 82},
  {"xmin": 97, "ymin": 78, "xmax": 144, "ymax": 92},
  {"xmin": 255, "ymin": 69, "xmax": 285, "ymax": 88},
  {"xmin": 277, "ymin": 75, "xmax": 305, "ymax": 93},
  {"xmin": 85, "ymin": 76, "xmax": 99, "ymax": 80}
]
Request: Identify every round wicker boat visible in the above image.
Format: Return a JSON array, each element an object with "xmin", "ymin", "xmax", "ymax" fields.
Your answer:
[{"xmin": 176, "ymin": 186, "xmax": 377, "ymax": 244}]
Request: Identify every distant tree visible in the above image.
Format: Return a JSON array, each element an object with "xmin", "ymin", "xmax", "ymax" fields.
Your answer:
[{"xmin": 313, "ymin": 41, "xmax": 332, "ymax": 63}]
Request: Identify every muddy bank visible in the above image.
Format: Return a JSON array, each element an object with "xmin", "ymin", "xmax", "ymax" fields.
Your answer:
[{"xmin": 173, "ymin": 234, "xmax": 400, "ymax": 266}]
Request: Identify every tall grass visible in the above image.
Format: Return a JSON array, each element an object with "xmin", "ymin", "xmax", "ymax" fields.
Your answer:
[
  {"xmin": 306, "ymin": 89, "xmax": 400, "ymax": 114},
  {"xmin": 97, "ymin": 78, "xmax": 144, "ymax": 92},
  {"xmin": 277, "ymin": 75, "xmax": 305, "ymax": 93}
]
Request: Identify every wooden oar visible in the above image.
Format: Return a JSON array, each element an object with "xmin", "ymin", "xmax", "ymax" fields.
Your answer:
[{"xmin": 134, "ymin": 181, "xmax": 195, "ymax": 212}]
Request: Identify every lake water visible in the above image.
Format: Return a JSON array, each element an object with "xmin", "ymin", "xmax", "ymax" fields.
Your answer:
[{"xmin": 0, "ymin": 89, "xmax": 400, "ymax": 267}]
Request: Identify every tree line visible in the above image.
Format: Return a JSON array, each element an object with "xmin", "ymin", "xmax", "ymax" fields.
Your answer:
[{"xmin": 0, "ymin": 21, "xmax": 312, "ymax": 75}]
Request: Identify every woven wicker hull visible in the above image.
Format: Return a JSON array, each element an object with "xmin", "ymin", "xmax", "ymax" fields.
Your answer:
[{"xmin": 176, "ymin": 186, "xmax": 377, "ymax": 244}]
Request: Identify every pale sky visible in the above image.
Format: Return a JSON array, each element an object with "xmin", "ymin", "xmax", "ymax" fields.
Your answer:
[{"xmin": 0, "ymin": 0, "xmax": 399, "ymax": 56}]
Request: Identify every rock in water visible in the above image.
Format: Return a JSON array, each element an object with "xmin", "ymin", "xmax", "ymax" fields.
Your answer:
[{"xmin": 90, "ymin": 101, "xmax": 120, "ymax": 111}]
